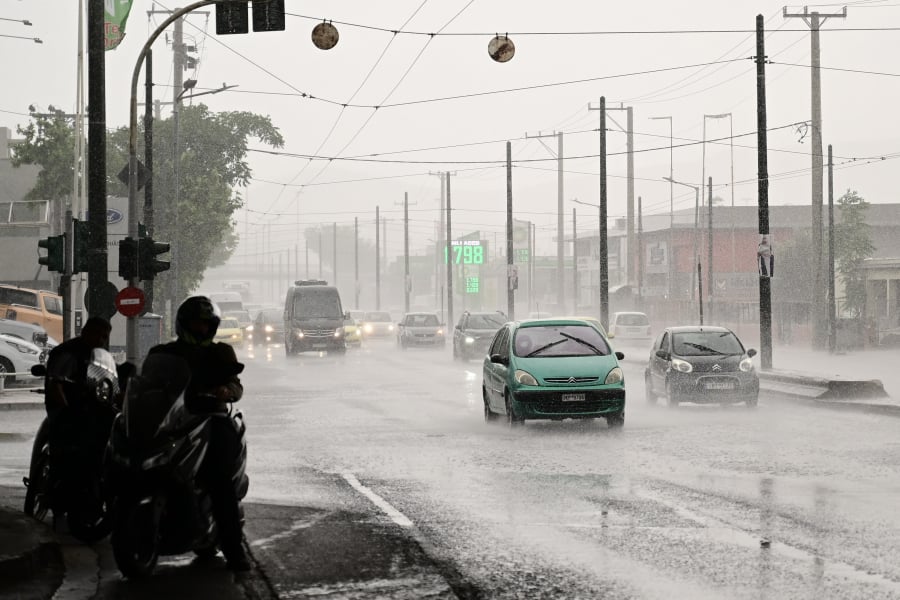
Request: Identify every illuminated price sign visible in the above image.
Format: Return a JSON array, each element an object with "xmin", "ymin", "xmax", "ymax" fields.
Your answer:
[
  {"xmin": 466, "ymin": 276, "xmax": 480, "ymax": 293},
  {"xmin": 444, "ymin": 240, "xmax": 485, "ymax": 265}
]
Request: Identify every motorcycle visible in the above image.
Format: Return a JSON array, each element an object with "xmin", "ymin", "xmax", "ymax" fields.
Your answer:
[
  {"xmin": 105, "ymin": 352, "xmax": 248, "ymax": 578},
  {"xmin": 23, "ymin": 348, "xmax": 121, "ymax": 544}
]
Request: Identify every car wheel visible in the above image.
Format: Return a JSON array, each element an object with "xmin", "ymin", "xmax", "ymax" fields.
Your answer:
[
  {"xmin": 606, "ymin": 412, "xmax": 625, "ymax": 429},
  {"xmin": 505, "ymin": 392, "xmax": 524, "ymax": 428},
  {"xmin": 666, "ymin": 380, "xmax": 679, "ymax": 408},
  {"xmin": 745, "ymin": 395, "xmax": 759, "ymax": 408},
  {"xmin": 0, "ymin": 357, "xmax": 14, "ymax": 384},
  {"xmin": 645, "ymin": 373, "xmax": 657, "ymax": 405},
  {"xmin": 483, "ymin": 387, "xmax": 498, "ymax": 423}
]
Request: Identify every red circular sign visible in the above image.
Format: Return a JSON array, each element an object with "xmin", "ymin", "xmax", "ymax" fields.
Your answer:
[{"xmin": 115, "ymin": 287, "xmax": 146, "ymax": 318}]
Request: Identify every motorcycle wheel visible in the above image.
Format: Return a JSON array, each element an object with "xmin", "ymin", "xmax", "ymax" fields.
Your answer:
[
  {"xmin": 112, "ymin": 499, "xmax": 160, "ymax": 579},
  {"xmin": 23, "ymin": 444, "xmax": 51, "ymax": 520},
  {"xmin": 67, "ymin": 492, "xmax": 112, "ymax": 544}
]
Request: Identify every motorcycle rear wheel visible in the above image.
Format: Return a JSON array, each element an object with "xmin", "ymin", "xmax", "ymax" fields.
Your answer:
[
  {"xmin": 23, "ymin": 439, "xmax": 51, "ymax": 521},
  {"xmin": 112, "ymin": 499, "xmax": 160, "ymax": 579}
]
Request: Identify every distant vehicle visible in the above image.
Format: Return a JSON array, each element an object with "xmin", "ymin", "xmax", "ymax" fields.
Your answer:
[
  {"xmin": 608, "ymin": 311, "xmax": 651, "ymax": 344},
  {"xmin": 0, "ymin": 318, "xmax": 55, "ymax": 350},
  {"xmin": 361, "ymin": 311, "xmax": 394, "ymax": 338},
  {"xmin": 397, "ymin": 312, "xmax": 446, "ymax": 349},
  {"xmin": 0, "ymin": 332, "xmax": 46, "ymax": 384},
  {"xmin": 343, "ymin": 316, "xmax": 363, "ymax": 347},
  {"xmin": 222, "ymin": 280, "xmax": 251, "ymax": 302},
  {"xmin": 207, "ymin": 291, "xmax": 244, "ymax": 314},
  {"xmin": 645, "ymin": 325, "xmax": 759, "ymax": 408},
  {"xmin": 526, "ymin": 311, "xmax": 552, "ymax": 320},
  {"xmin": 214, "ymin": 317, "xmax": 244, "ymax": 347},
  {"xmin": 222, "ymin": 309, "xmax": 252, "ymax": 331},
  {"xmin": 248, "ymin": 308, "xmax": 284, "ymax": 347},
  {"xmin": 482, "ymin": 318, "xmax": 626, "ymax": 428},
  {"xmin": 0, "ymin": 285, "xmax": 63, "ymax": 343},
  {"xmin": 553, "ymin": 316, "xmax": 608, "ymax": 337},
  {"xmin": 283, "ymin": 280, "xmax": 346, "ymax": 355},
  {"xmin": 452, "ymin": 311, "xmax": 506, "ymax": 361}
]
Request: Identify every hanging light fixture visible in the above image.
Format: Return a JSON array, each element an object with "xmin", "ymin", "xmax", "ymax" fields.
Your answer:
[
  {"xmin": 488, "ymin": 34, "xmax": 515, "ymax": 63},
  {"xmin": 311, "ymin": 21, "xmax": 339, "ymax": 50}
]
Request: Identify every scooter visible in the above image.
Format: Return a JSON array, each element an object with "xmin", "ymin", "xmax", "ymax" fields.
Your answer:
[
  {"xmin": 105, "ymin": 353, "xmax": 248, "ymax": 578},
  {"xmin": 23, "ymin": 348, "xmax": 122, "ymax": 544}
]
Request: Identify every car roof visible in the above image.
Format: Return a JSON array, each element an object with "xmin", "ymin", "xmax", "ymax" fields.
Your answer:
[
  {"xmin": 404, "ymin": 311, "xmax": 438, "ymax": 316},
  {"xmin": 516, "ymin": 318, "xmax": 600, "ymax": 328},
  {"xmin": 662, "ymin": 325, "xmax": 734, "ymax": 334},
  {"xmin": 613, "ymin": 311, "xmax": 648, "ymax": 317}
]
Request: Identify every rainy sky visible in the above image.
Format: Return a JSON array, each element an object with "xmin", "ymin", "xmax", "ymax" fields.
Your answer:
[{"xmin": 2, "ymin": 1, "xmax": 898, "ymax": 257}]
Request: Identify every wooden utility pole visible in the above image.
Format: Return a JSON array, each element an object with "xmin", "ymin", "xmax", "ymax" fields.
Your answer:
[
  {"xmin": 784, "ymin": 5, "xmax": 847, "ymax": 349},
  {"xmin": 756, "ymin": 14, "xmax": 773, "ymax": 370},
  {"xmin": 506, "ymin": 142, "xmax": 515, "ymax": 320}
]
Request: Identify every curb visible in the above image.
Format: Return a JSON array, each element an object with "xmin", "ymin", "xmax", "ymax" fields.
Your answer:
[
  {"xmin": 0, "ymin": 401, "xmax": 45, "ymax": 411},
  {"xmin": 0, "ymin": 514, "xmax": 64, "ymax": 591}
]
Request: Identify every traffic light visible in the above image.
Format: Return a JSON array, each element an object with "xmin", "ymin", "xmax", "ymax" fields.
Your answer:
[
  {"xmin": 138, "ymin": 237, "xmax": 171, "ymax": 281},
  {"xmin": 216, "ymin": 1, "xmax": 248, "ymax": 35},
  {"xmin": 252, "ymin": 0, "xmax": 285, "ymax": 32},
  {"xmin": 118, "ymin": 237, "xmax": 138, "ymax": 280},
  {"xmin": 38, "ymin": 235, "xmax": 64, "ymax": 273},
  {"xmin": 73, "ymin": 219, "xmax": 90, "ymax": 274}
]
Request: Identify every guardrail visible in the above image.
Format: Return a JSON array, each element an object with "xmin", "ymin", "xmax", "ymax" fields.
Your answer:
[{"xmin": 0, "ymin": 372, "xmax": 43, "ymax": 393}]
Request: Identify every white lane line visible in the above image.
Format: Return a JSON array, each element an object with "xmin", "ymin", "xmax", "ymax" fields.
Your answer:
[
  {"xmin": 250, "ymin": 514, "xmax": 329, "ymax": 548},
  {"xmin": 342, "ymin": 472, "xmax": 413, "ymax": 528}
]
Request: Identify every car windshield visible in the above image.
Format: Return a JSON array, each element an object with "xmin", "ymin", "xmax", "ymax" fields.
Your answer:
[
  {"xmin": 514, "ymin": 324, "xmax": 611, "ymax": 357},
  {"xmin": 292, "ymin": 291, "xmax": 342, "ymax": 319},
  {"xmin": 221, "ymin": 318, "xmax": 239, "ymax": 329},
  {"xmin": 672, "ymin": 331, "xmax": 744, "ymax": 356},
  {"xmin": 467, "ymin": 314, "xmax": 506, "ymax": 329},
  {"xmin": 406, "ymin": 314, "xmax": 439, "ymax": 326},
  {"xmin": 617, "ymin": 313, "xmax": 649, "ymax": 326},
  {"xmin": 365, "ymin": 312, "xmax": 392, "ymax": 322}
]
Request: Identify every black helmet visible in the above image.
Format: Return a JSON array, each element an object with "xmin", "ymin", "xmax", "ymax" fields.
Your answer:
[{"xmin": 175, "ymin": 296, "xmax": 221, "ymax": 344}]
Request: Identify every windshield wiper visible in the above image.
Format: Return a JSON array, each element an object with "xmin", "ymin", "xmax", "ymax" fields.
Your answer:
[
  {"xmin": 683, "ymin": 342, "xmax": 725, "ymax": 355},
  {"xmin": 526, "ymin": 338, "xmax": 568, "ymax": 357},
  {"xmin": 560, "ymin": 332, "xmax": 604, "ymax": 355}
]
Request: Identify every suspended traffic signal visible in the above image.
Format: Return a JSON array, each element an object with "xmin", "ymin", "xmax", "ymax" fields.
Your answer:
[
  {"xmin": 215, "ymin": 1, "xmax": 248, "ymax": 35},
  {"xmin": 252, "ymin": 0, "xmax": 284, "ymax": 32},
  {"xmin": 138, "ymin": 238, "xmax": 171, "ymax": 281},
  {"xmin": 38, "ymin": 235, "xmax": 65, "ymax": 273},
  {"xmin": 118, "ymin": 237, "xmax": 138, "ymax": 280},
  {"xmin": 72, "ymin": 220, "xmax": 90, "ymax": 274}
]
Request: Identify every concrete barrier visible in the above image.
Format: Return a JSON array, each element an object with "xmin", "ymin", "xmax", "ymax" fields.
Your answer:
[{"xmin": 758, "ymin": 369, "xmax": 899, "ymax": 416}]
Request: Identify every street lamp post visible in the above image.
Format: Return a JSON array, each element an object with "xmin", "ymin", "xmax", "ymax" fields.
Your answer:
[
  {"xmin": 573, "ymin": 198, "xmax": 605, "ymax": 323},
  {"xmin": 703, "ymin": 112, "xmax": 735, "ymax": 307},
  {"xmin": 663, "ymin": 177, "xmax": 701, "ymax": 323},
  {"xmin": 649, "ymin": 116, "xmax": 674, "ymax": 300}
]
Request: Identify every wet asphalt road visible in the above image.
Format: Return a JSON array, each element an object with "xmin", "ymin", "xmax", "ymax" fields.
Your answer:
[{"xmin": 3, "ymin": 338, "xmax": 900, "ymax": 598}]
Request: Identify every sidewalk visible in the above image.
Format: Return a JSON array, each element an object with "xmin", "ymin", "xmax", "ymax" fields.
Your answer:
[
  {"xmin": 770, "ymin": 344, "xmax": 899, "ymax": 399},
  {"xmin": 0, "ymin": 506, "xmax": 63, "ymax": 598},
  {"xmin": 0, "ymin": 387, "xmax": 44, "ymax": 410}
]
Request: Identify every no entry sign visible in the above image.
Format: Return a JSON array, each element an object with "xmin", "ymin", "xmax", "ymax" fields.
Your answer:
[{"xmin": 115, "ymin": 287, "xmax": 146, "ymax": 318}]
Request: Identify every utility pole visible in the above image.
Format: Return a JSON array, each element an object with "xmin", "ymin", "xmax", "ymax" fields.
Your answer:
[
  {"xmin": 506, "ymin": 141, "xmax": 515, "ymax": 320},
  {"xmin": 524, "ymin": 131, "xmax": 564, "ymax": 312},
  {"xmin": 784, "ymin": 5, "xmax": 846, "ymax": 349},
  {"xmin": 305, "ymin": 238, "xmax": 309, "ymax": 279},
  {"xmin": 638, "ymin": 197, "xmax": 644, "ymax": 309},
  {"xmin": 333, "ymin": 221, "xmax": 337, "ymax": 290},
  {"xmin": 599, "ymin": 98, "xmax": 610, "ymax": 328},
  {"xmin": 144, "ymin": 50, "xmax": 155, "ymax": 313},
  {"xmin": 87, "ymin": 0, "xmax": 109, "ymax": 322},
  {"xmin": 171, "ymin": 14, "xmax": 184, "ymax": 309},
  {"xmin": 354, "ymin": 216, "xmax": 359, "ymax": 309},
  {"xmin": 375, "ymin": 207, "xmax": 381, "ymax": 310},
  {"xmin": 446, "ymin": 172, "xmax": 453, "ymax": 328},
  {"xmin": 572, "ymin": 207, "xmax": 578, "ymax": 313},
  {"xmin": 827, "ymin": 145, "xmax": 836, "ymax": 353},
  {"xmin": 591, "ymin": 103, "xmax": 635, "ymax": 287},
  {"xmin": 429, "ymin": 171, "xmax": 448, "ymax": 316},
  {"xmin": 403, "ymin": 193, "xmax": 411, "ymax": 313},
  {"xmin": 649, "ymin": 116, "xmax": 674, "ymax": 300},
  {"xmin": 707, "ymin": 177, "xmax": 714, "ymax": 323},
  {"xmin": 318, "ymin": 228, "xmax": 322, "ymax": 279},
  {"xmin": 756, "ymin": 14, "xmax": 773, "ymax": 370}
]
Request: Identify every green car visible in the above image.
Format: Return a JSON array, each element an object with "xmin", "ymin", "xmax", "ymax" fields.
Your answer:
[{"xmin": 482, "ymin": 318, "xmax": 626, "ymax": 428}]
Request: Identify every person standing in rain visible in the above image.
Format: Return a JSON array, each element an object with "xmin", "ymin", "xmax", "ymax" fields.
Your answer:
[{"xmin": 757, "ymin": 236, "xmax": 774, "ymax": 278}]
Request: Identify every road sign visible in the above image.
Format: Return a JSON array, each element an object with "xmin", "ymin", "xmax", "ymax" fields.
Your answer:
[
  {"xmin": 84, "ymin": 282, "xmax": 119, "ymax": 320},
  {"xmin": 115, "ymin": 286, "xmax": 146, "ymax": 318}
]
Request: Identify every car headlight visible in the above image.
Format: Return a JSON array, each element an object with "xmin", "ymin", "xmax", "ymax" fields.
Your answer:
[
  {"xmin": 604, "ymin": 367, "xmax": 623, "ymax": 385},
  {"xmin": 296, "ymin": 330, "xmax": 304, "ymax": 339},
  {"xmin": 5, "ymin": 340, "xmax": 37, "ymax": 355},
  {"xmin": 364, "ymin": 324, "xmax": 373, "ymax": 333},
  {"xmin": 245, "ymin": 325, "xmax": 254, "ymax": 332},
  {"xmin": 334, "ymin": 328, "xmax": 343, "ymax": 337},
  {"xmin": 464, "ymin": 336, "xmax": 475, "ymax": 344},
  {"xmin": 265, "ymin": 325, "xmax": 274, "ymax": 333},
  {"xmin": 740, "ymin": 357, "xmax": 754, "ymax": 372},
  {"xmin": 355, "ymin": 328, "xmax": 361, "ymax": 335},
  {"xmin": 515, "ymin": 370, "xmax": 538, "ymax": 386},
  {"xmin": 436, "ymin": 329, "xmax": 443, "ymax": 335},
  {"xmin": 671, "ymin": 358, "xmax": 693, "ymax": 373},
  {"xmin": 388, "ymin": 325, "xmax": 394, "ymax": 331}
]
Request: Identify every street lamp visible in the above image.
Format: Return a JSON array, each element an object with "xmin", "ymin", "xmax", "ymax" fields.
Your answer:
[
  {"xmin": 663, "ymin": 177, "xmax": 702, "ymax": 322},
  {"xmin": 703, "ymin": 112, "xmax": 735, "ymax": 294},
  {"xmin": 650, "ymin": 115, "xmax": 674, "ymax": 300}
]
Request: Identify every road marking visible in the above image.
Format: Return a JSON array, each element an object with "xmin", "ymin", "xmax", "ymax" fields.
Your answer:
[
  {"xmin": 342, "ymin": 472, "xmax": 413, "ymax": 528},
  {"xmin": 250, "ymin": 514, "xmax": 328, "ymax": 549}
]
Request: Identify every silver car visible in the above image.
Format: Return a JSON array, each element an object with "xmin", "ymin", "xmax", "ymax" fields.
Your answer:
[
  {"xmin": 397, "ymin": 312, "xmax": 446, "ymax": 349},
  {"xmin": 0, "ymin": 332, "xmax": 46, "ymax": 384}
]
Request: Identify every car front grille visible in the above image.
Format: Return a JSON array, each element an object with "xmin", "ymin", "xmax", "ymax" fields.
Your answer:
[
  {"xmin": 544, "ymin": 376, "xmax": 600, "ymax": 384},
  {"xmin": 303, "ymin": 329, "xmax": 334, "ymax": 338}
]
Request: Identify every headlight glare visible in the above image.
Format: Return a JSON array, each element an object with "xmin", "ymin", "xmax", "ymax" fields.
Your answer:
[
  {"xmin": 672, "ymin": 358, "xmax": 693, "ymax": 373},
  {"xmin": 265, "ymin": 325, "xmax": 274, "ymax": 333},
  {"xmin": 604, "ymin": 367, "xmax": 624, "ymax": 384},
  {"xmin": 334, "ymin": 328, "xmax": 343, "ymax": 337},
  {"xmin": 464, "ymin": 336, "xmax": 475, "ymax": 344},
  {"xmin": 514, "ymin": 370, "xmax": 538, "ymax": 386},
  {"xmin": 740, "ymin": 357, "xmax": 754, "ymax": 372}
]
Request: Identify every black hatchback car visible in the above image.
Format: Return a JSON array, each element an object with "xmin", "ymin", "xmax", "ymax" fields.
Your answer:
[
  {"xmin": 645, "ymin": 326, "xmax": 759, "ymax": 407},
  {"xmin": 452, "ymin": 311, "xmax": 506, "ymax": 361}
]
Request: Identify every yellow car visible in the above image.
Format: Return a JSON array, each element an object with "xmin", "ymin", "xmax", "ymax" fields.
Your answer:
[
  {"xmin": 343, "ymin": 317, "xmax": 363, "ymax": 347},
  {"xmin": 215, "ymin": 317, "xmax": 244, "ymax": 347}
]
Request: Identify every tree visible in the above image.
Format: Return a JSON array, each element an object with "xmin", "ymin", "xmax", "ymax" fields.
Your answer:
[
  {"xmin": 106, "ymin": 103, "xmax": 284, "ymax": 303},
  {"xmin": 9, "ymin": 106, "xmax": 77, "ymax": 202},
  {"xmin": 834, "ymin": 189, "xmax": 874, "ymax": 318}
]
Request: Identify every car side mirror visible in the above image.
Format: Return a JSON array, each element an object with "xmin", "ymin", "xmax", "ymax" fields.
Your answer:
[
  {"xmin": 344, "ymin": 312, "xmax": 350, "ymax": 320},
  {"xmin": 490, "ymin": 353, "xmax": 506, "ymax": 365},
  {"xmin": 655, "ymin": 349, "xmax": 670, "ymax": 360},
  {"xmin": 607, "ymin": 332, "xmax": 615, "ymax": 339},
  {"xmin": 747, "ymin": 348, "xmax": 758, "ymax": 358},
  {"xmin": 615, "ymin": 351, "xmax": 625, "ymax": 360},
  {"xmin": 30, "ymin": 364, "xmax": 47, "ymax": 377},
  {"xmin": 455, "ymin": 324, "xmax": 461, "ymax": 330}
]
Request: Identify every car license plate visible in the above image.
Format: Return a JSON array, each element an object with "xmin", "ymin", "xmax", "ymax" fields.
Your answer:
[
  {"xmin": 312, "ymin": 343, "xmax": 328, "ymax": 349},
  {"xmin": 561, "ymin": 393, "xmax": 585, "ymax": 402},
  {"xmin": 705, "ymin": 381, "xmax": 734, "ymax": 390}
]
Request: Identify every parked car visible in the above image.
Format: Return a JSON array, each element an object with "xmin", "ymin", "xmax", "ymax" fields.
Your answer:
[
  {"xmin": 553, "ymin": 316, "xmax": 608, "ymax": 337},
  {"xmin": 214, "ymin": 317, "xmax": 244, "ymax": 347},
  {"xmin": 397, "ymin": 312, "xmax": 446, "ymax": 349},
  {"xmin": 482, "ymin": 318, "xmax": 626, "ymax": 428},
  {"xmin": 0, "ymin": 318, "xmax": 55, "ymax": 350},
  {"xmin": 343, "ymin": 316, "xmax": 363, "ymax": 347},
  {"xmin": 248, "ymin": 308, "xmax": 285, "ymax": 347},
  {"xmin": 453, "ymin": 311, "xmax": 506, "ymax": 361},
  {"xmin": 361, "ymin": 311, "xmax": 395, "ymax": 338},
  {"xmin": 0, "ymin": 285, "xmax": 63, "ymax": 343},
  {"xmin": 0, "ymin": 333, "xmax": 46, "ymax": 384},
  {"xmin": 644, "ymin": 325, "xmax": 759, "ymax": 408},
  {"xmin": 608, "ymin": 311, "xmax": 651, "ymax": 344}
]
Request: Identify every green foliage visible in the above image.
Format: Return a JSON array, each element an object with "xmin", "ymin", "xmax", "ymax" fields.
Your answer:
[
  {"xmin": 834, "ymin": 189, "xmax": 875, "ymax": 318},
  {"xmin": 9, "ymin": 107, "xmax": 77, "ymax": 201}
]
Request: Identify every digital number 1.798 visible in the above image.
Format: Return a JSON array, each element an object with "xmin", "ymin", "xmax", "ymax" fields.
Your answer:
[{"xmin": 444, "ymin": 245, "xmax": 483, "ymax": 264}]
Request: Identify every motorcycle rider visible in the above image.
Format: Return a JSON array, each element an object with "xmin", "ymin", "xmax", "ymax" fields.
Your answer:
[
  {"xmin": 147, "ymin": 296, "xmax": 250, "ymax": 572},
  {"xmin": 43, "ymin": 317, "xmax": 113, "ymax": 517}
]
